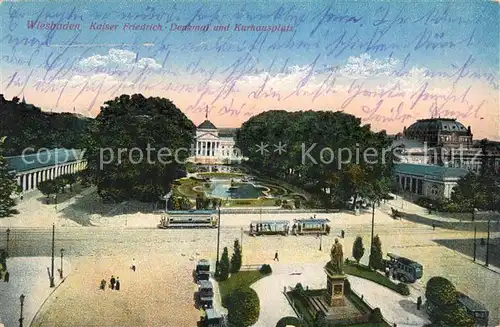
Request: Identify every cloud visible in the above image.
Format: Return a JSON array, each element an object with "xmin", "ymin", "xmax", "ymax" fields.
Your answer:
[
  {"xmin": 78, "ymin": 49, "xmax": 162, "ymax": 70},
  {"xmin": 339, "ymin": 53, "xmax": 399, "ymax": 79}
]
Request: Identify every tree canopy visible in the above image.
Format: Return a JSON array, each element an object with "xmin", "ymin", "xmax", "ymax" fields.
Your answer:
[
  {"xmin": 235, "ymin": 110, "xmax": 393, "ymax": 208},
  {"xmin": 86, "ymin": 94, "xmax": 195, "ymax": 202},
  {"xmin": 0, "ymin": 137, "xmax": 18, "ymax": 217},
  {"xmin": 0, "ymin": 95, "xmax": 92, "ymax": 156}
]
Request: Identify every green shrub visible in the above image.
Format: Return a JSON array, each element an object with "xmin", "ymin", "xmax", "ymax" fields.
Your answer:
[
  {"xmin": 396, "ymin": 283, "xmax": 410, "ymax": 296},
  {"xmin": 275, "ymin": 199, "xmax": 282, "ymax": 206},
  {"xmin": 433, "ymin": 303, "xmax": 475, "ymax": 327},
  {"xmin": 276, "ymin": 316, "xmax": 305, "ymax": 327},
  {"xmin": 259, "ymin": 264, "xmax": 272, "ymax": 275},
  {"xmin": 225, "ymin": 288, "xmax": 260, "ymax": 327},
  {"xmin": 426, "ymin": 276, "xmax": 457, "ymax": 307},
  {"xmin": 282, "ymin": 204, "xmax": 293, "ymax": 210},
  {"xmin": 370, "ymin": 308, "xmax": 384, "ymax": 323}
]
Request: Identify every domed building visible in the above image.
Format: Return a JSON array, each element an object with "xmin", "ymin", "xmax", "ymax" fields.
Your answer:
[
  {"xmin": 403, "ymin": 118, "xmax": 473, "ymax": 148},
  {"xmin": 392, "ymin": 117, "xmax": 500, "ymax": 199},
  {"xmin": 190, "ymin": 114, "xmax": 243, "ymax": 166}
]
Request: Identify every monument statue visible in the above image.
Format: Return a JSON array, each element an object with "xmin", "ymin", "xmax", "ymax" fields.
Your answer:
[{"xmin": 329, "ymin": 238, "xmax": 344, "ymax": 274}]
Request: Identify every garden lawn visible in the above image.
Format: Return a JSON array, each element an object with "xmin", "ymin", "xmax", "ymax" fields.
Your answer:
[
  {"xmin": 344, "ymin": 264, "xmax": 404, "ymax": 295},
  {"xmin": 174, "ymin": 178, "xmax": 203, "ymax": 198},
  {"xmin": 218, "ymin": 270, "xmax": 264, "ymax": 301}
]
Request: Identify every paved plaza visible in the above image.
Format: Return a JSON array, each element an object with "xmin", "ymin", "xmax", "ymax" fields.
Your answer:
[
  {"xmin": 0, "ymin": 257, "xmax": 70, "ymax": 327},
  {"xmin": 0, "ymin": 189, "xmax": 499, "ymax": 326}
]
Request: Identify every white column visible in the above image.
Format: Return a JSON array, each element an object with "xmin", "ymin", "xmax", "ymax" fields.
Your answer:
[
  {"xmin": 22, "ymin": 174, "xmax": 27, "ymax": 192},
  {"xmin": 16, "ymin": 176, "xmax": 21, "ymax": 189},
  {"xmin": 203, "ymin": 141, "xmax": 207, "ymax": 156}
]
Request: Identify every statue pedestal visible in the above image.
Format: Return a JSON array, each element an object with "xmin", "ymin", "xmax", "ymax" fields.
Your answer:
[{"xmin": 325, "ymin": 266, "xmax": 347, "ymax": 307}]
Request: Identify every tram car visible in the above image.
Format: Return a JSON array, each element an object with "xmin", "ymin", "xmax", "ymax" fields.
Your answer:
[
  {"xmin": 158, "ymin": 210, "xmax": 217, "ymax": 229},
  {"xmin": 292, "ymin": 218, "xmax": 330, "ymax": 235},
  {"xmin": 385, "ymin": 253, "xmax": 423, "ymax": 283},
  {"xmin": 249, "ymin": 220, "xmax": 290, "ymax": 236}
]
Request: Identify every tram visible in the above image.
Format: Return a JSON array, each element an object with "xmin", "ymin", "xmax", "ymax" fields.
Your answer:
[
  {"xmin": 385, "ymin": 253, "xmax": 423, "ymax": 283},
  {"xmin": 158, "ymin": 210, "xmax": 217, "ymax": 229},
  {"xmin": 457, "ymin": 292, "xmax": 489, "ymax": 327},
  {"xmin": 293, "ymin": 218, "xmax": 330, "ymax": 235},
  {"xmin": 249, "ymin": 220, "xmax": 290, "ymax": 236}
]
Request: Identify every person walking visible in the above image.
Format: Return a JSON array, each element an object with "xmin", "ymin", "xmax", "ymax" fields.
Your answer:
[
  {"xmin": 341, "ymin": 230, "xmax": 345, "ymax": 238},
  {"xmin": 110, "ymin": 275, "xmax": 116, "ymax": 290},
  {"xmin": 274, "ymin": 251, "xmax": 279, "ymax": 262},
  {"xmin": 417, "ymin": 296, "xmax": 422, "ymax": 310},
  {"xmin": 132, "ymin": 258, "xmax": 136, "ymax": 272},
  {"xmin": 432, "ymin": 223, "xmax": 435, "ymax": 231},
  {"xmin": 115, "ymin": 277, "xmax": 120, "ymax": 291},
  {"xmin": 100, "ymin": 279, "xmax": 106, "ymax": 290}
]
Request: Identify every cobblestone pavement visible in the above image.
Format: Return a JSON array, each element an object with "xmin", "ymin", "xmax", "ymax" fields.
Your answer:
[
  {"xmin": 0, "ymin": 257, "xmax": 70, "ymax": 327},
  {"xmin": 1, "ymin": 191, "xmax": 499, "ymax": 326}
]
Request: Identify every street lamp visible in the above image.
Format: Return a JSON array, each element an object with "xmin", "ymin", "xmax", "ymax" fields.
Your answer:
[
  {"xmin": 59, "ymin": 248, "xmax": 65, "ymax": 279},
  {"xmin": 6, "ymin": 228, "xmax": 10, "ymax": 257},
  {"xmin": 50, "ymin": 223, "xmax": 55, "ymax": 288},
  {"xmin": 216, "ymin": 200, "xmax": 221, "ymax": 271},
  {"xmin": 240, "ymin": 227, "xmax": 243, "ymax": 249},
  {"xmin": 19, "ymin": 294, "xmax": 25, "ymax": 327}
]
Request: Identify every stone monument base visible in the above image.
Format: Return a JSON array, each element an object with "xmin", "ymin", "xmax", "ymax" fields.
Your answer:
[{"xmin": 324, "ymin": 266, "xmax": 347, "ymax": 307}]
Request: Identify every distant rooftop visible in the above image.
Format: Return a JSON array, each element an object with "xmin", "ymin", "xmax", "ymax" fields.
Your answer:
[
  {"xmin": 5, "ymin": 148, "xmax": 83, "ymax": 173},
  {"xmin": 197, "ymin": 120, "xmax": 217, "ymax": 130},
  {"xmin": 394, "ymin": 163, "xmax": 469, "ymax": 179}
]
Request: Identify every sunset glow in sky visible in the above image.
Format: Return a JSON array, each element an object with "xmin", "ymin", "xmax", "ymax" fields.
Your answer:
[{"xmin": 1, "ymin": 1, "xmax": 498, "ymax": 139}]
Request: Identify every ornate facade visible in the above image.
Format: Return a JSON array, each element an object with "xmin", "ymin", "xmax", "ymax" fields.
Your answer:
[{"xmin": 189, "ymin": 120, "xmax": 243, "ymax": 165}]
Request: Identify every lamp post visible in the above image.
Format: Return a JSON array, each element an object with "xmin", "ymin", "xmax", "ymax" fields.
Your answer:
[
  {"xmin": 485, "ymin": 220, "xmax": 490, "ymax": 267},
  {"xmin": 19, "ymin": 294, "xmax": 25, "ymax": 327},
  {"xmin": 240, "ymin": 227, "xmax": 243, "ymax": 249},
  {"xmin": 216, "ymin": 200, "xmax": 221, "ymax": 271},
  {"xmin": 370, "ymin": 202, "xmax": 375, "ymax": 250},
  {"xmin": 59, "ymin": 248, "xmax": 65, "ymax": 279},
  {"xmin": 473, "ymin": 225, "xmax": 477, "ymax": 262},
  {"xmin": 6, "ymin": 228, "xmax": 10, "ymax": 257},
  {"xmin": 50, "ymin": 223, "xmax": 55, "ymax": 288}
]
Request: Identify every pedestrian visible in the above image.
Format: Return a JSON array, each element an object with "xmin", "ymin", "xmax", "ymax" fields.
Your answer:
[
  {"xmin": 4, "ymin": 271, "xmax": 9, "ymax": 282},
  {"xmin": 274, "ymin": 251, "xmax": 279, "ymax": 262},
  {"xmin": 110, "ymin": 275, "xmax": 116, "ymax": 290},
  {"xmin": 132, "ymin": 258, "xmax": 136, "ymax": 272},
  {"xmin": 341, "ymin": 230, "xmax": 345, "ymax": 238},
  {"xmin": 100, "ymin": 279, "xmax": 106, "ymax": 290},
  {"xmin": 417, "ymin": 296, "xmax": 422, "ymax": 310},
  {"xmin": 432, "ymin": 223, "xmax": 435, "ymax": 231},
  {"xmin": 20, "ymin": 195, "xmax": 23, "ymax": 201},
  {"xmin": 115, "ymin": 277, "xmax": 120, "ymax": 291}
]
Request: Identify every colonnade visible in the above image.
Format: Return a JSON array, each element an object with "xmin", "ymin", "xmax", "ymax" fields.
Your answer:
[{"xmin": 16, "ymin": 160, "xmax": 87, "ymax": 193}]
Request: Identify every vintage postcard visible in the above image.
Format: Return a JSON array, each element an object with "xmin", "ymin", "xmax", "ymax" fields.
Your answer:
[{"xmin": 0, "ymin": 1, "xmax": 499, "ymax": 327}]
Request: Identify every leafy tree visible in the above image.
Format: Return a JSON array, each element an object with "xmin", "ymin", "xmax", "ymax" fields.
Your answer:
[
  {"xmin": 293, "ymin": 198, "xmax": 301, "ymax": 209},
  {"xmin": 216, "ymin": 247, "xmax": 230, "ymax": 281},
  {"xmin": 352, "ymin": 236, "xmax": 365, "ymax": 263},
  {"xmin": 0, "ymin": 137, "xmax": 18, "ymax": 217},
  {"xmin": 224, "ymin": 288, "xmax": 260, "ymax": 327},
  {"xmin": 432, "ymin": 303, "xmax": 475, "ymax": 327},
  {"xmin": 235, "ymin": 110, "xmax": 393, "ymax": 209},
  {"xmin": 368, "ymin": 235, "xmax": 383, "ymax": 270},
  {"xmin": 86, "ymin": 94, "xmax": 195, "ymax": 202},
  {"xmin": 230, "ymin": 239, "xmax": 242, "ymax": 273},
  {"xmin": 0, "ymin": 95, "xmax": 92, "ymax": 156},
  {"xmin": 450, "ymin": 173, "xmax": 488, "ymax": 218},
  {"xmin": 426, "ymin": 277, "xmax": 457, "ymax": 308},
  {"xmin": 37, "ymin": 180, "xmax": 58, "ymax": 203}
]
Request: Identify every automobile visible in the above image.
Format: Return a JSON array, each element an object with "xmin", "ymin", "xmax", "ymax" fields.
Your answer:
[
  {"xmin": 197, "ymin": 280, "xmax": 214, "ymax": 308},
  {"xmin": 385, "ymin": 253, "xmax": 423, "ymax": 283},
  {"xmin": 195, "ymin": 259, "xmax": 211, "ymax": 282}
]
